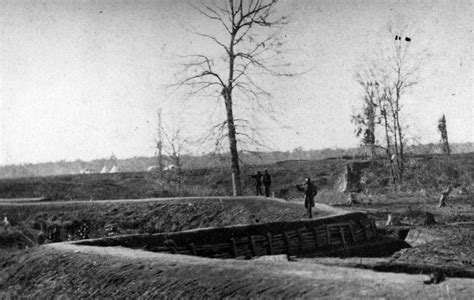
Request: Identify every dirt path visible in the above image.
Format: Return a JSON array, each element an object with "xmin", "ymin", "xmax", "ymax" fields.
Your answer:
[
  {"xmin": 0, "ymin": 196, "xmax": 290, "ymax": 205},
  {"xmin": 0, "ymin": 196, "xmax": 347, "ymax": 214},
  {"xmin": 1, "ymin": 242, "xmax": 473, "ymax": 298}
]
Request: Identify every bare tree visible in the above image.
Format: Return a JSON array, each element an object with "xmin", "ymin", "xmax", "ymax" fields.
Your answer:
[
  {"xmin": 162, "ymin": 128, "xmax": 189, "ymax": 196},
  {"xmin": 175, "ymin": 0, "xmax": 293, "ymax": 196},
  {"xmin": 155, "ymin": 109, "xmax": 164, "ymax": 178},
  {"xmin": 353, "ymin": 77, "xmax": 397, "ymax": 182},
  {"xmin": 351, "ymin": 80, "xmax": 377, "ymax": 160},
  {"xmin": 355, "ymin": 24, "xmax": 426, "ymax": 182}
]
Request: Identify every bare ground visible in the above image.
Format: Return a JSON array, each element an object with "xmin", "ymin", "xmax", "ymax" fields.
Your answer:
[
  {"xmin": 329, "ymin": 193, "xmax": 474, "ymax": 272},
  {"xmin": 1, "ymin": 196, "xmax": 473, "ymax": 298},
  {"xmin": 1, "ymin": 242, "xmax": 473, "ymax": 299}
]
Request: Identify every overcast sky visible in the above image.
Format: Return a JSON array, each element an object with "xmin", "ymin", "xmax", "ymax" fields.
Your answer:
[{"xmin": 1, "ymin": 0, "xmax": 472, "ymax": 165}]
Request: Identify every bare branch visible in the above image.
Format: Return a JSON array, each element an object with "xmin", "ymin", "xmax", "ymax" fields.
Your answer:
[
  {"xmin": 189, "ymin": 1, "xmax": 232, "ymax": 34},
  {"xmin": 187, "ymin": 29, "xmax": 230, "ymax": 54}
]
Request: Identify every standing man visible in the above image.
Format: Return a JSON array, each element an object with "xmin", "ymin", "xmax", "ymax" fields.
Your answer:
[
  {"xmin": 251, "ymin": 171, "xmax": 263, "ymax": 196},
  {"xmin": 263, "ymin": 169, "xmax": 272, "ymax": 197},
  {"xmin": 296, "ymin": 177, "xmax": 318, "ymax": 218}
]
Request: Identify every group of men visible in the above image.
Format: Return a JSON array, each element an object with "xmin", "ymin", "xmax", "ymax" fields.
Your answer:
[
  {"xmin": 251, "ymin": 170, "xmax": 318, "ymax": 219},
  {"xmin": 251, "ymin": 169, "xmax": 272, "ymax": 197}
]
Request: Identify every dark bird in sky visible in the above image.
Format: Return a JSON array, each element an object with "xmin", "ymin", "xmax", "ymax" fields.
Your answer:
[{"xmin": 405, "ymin": 37, "xmax": 411, "ymax": 42}]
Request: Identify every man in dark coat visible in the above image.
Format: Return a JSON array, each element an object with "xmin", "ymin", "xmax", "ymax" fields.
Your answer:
[
  {"xmin": 251, "ymin": 171, "xmax": 263, "ymax": 196},
  {"xmin": 296, "ymin": 177, "xmax": 318, "ymax": 218},
  {"xmin": 263, "ymin": 169, "xmax": 272, "ymax": 197}
]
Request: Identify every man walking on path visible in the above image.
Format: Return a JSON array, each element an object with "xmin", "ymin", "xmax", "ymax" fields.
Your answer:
[
  {"xmin": 296, "ymin": 177, "xmax": 318, "ymax": 218},
  {"xmin": 263, "ymin": 169, "xmax": 272, "ymax": 197},
  {"xmin": 251, "ymin": 171, "xmax": 263, "ymax": 196}
]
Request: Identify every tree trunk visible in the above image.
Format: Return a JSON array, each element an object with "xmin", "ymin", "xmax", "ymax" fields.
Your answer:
[
  {"xmin": 391, "ymin": 111, "xmax": 400, "ymax": 182},
  {"xmin": 157, "ymin": 109, "xmax": 164, "ymax": 178},
  {"xmin": 382, "ymin": 109, "xmax": 396, "ymax": 184},
  {"xmin": 445, "ymin": 130, "xmax": 451, "ymax": 155},
  {"xmin": 223, "ymin": 88, "xmax": 242, "ymax": 196},
  {"xmin": 395, "ymin": 93, "xmax": 404, "ymax": 182},
  {"xmin": 368, "ymin": 116, "xmax": 376, "ymax": 160}
]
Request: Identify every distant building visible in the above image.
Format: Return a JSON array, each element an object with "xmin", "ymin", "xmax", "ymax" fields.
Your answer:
[{"xmin": 79, "ymin": 169, "xmax": 94, "ymax": 174}]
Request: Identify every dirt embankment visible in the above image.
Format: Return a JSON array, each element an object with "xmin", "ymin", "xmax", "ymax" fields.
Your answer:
[
  {"xmin": 1, "ymin": 243, "xmax": 473, "ymax": 299},
  {"xmin": 1, "ymin": 196, "xmax": 473, "ymax": 298},
  {"xmin": 1, "ymin": 197, "xmax": 326, "ymax": 249}
]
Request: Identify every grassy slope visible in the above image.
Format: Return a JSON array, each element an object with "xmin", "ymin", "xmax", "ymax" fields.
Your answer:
[
  {"xmin": 0, "ymin": 158, "xmax": 345, "ymax": 200},
  {"xmin": 0, "ymin": 153, "xmax": 472, "ymax": 201}
]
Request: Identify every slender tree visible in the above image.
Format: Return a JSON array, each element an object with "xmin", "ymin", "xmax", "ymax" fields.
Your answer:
[
  {"xmin": 163, "ymin": 129, "xmax": 188, "ymax": 195},
  {"xmin": 176, "ymin": 0, "xmax": 292, "ymax": 196},
  {"xmin": 156, "ymin": 109, "xmax": 164, "ymax": 177},
  {"xmin": 355, "ymin": 24, "xmax": 425, "ymax": 182}
]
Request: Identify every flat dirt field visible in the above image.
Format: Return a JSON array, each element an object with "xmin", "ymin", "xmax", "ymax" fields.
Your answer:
[{"xmin": 1, "ymin": 196, "xmax": 473, "ymax": 298}]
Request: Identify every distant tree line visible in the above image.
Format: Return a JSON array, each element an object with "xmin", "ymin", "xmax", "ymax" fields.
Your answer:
[{"xmin": 0, "ymin": 143, "xmax": 473, "ymax": 179}]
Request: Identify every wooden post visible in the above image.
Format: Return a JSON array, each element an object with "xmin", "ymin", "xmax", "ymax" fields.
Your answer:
[
  {"xmin": 266, "ymin": 232, "xmax": 273, "ymax": 255},
  {"xmin": 230, "ymin": 238, "xmax": 237, "ymax": 258},
  {"xmin": 370, "ymin": 218, "xmax": 377, "ymax": 237},
  {"xmin": 326, "ymin": 226, "xmax": 331, "ymax": 245},
  {"xmin": 190, "ymin": 243, "xmax": 197, "ymax": 256},
  {"xmin": 312, "ymin": 227, "xmax": 319, "ymax": 249},
  {"xmin": 283, "ymin": 232, "xmax": 291, "ymax": 255},
  {"xmin": 349, "ymin": 224, "xmax": 356, "ymax": 243},
  {"xmin": 249, "ymin": 235, "xmax": 257, "ymax": 257},
  {"xmin": 339, "ymin": 226, "xmax": 346, "ymax": 246},
  {"xmin": 364, "ymin": 221, "xmax": 370, "ymax": 241},
  {"xmin": 297, "ymin": 228, "xmax": 304, "ymax": 252}
]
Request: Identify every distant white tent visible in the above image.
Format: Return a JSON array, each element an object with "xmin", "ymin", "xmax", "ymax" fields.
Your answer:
[
  {"xmin": 109, "ymin": 165, "xmax": 119, "ymax": 173},
  {"xmin": 100, "ymin": 165, "xmax": 108, "ymax": 173}
]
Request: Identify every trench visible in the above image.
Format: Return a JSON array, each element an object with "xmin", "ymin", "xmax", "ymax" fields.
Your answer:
[
  {"xmin": 75, "ymin": 211, "xmax": 410, "ymax": 259},
  {"xmin": 73, "ymin": 211, "xmax": 474, "ymax": 280}
]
